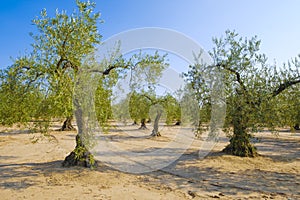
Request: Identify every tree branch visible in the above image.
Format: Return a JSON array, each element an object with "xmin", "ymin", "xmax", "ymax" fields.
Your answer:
[
  {"xmin": 62, "ymin": 27, "xmax": 75, "ymax": 50},
  {"xmin": 102, "ymin": 65, "xmax": 118, "ymax": 75},
  {"xmin": 55, "ymin": 26, "xmax": 76, "ymax": 75},
  {"xmin": 141, "ymin": 94, "xmax": 156, "ymax": 104},
  {"xmin": 89, "ymin": 65, "xmax": 129, "ymax": 76},
  {"xmin": 141, "ymin": 94, "xmax": 168, "ymax": 105},
  {"xmin": 23, "ymin": 72, "xmax": 43, "ymax": 93},
  {"xmin": 216, "ymin": 63, "xmax": 247, "ymax": 93},
  {"xmin": 272, "ymin": 77, "xmax": 300, "ymax": 97}
]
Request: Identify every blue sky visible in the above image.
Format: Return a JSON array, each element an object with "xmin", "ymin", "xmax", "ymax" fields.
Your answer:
[{"xmin": 1, "ymin": 0, "xmax": 300, "ymax": 69}]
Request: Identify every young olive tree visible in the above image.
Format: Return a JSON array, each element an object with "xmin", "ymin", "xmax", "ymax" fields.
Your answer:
[
  {"xmin": 185, "ymin": 30, "xmax": 300, "ymax": 157},
  {"xmin": 144, "ymin": 93, "xmax": 182, "ymax": 137}
]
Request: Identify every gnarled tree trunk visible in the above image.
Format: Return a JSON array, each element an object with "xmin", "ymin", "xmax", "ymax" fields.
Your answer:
[
  {"xmin": 139, "ymin": 118, "xmax": 147, "ymax": 130},
  {"xmin": 62, "ymin": 97, "xmax": 97, "ymax": 168},
  {"xmin": 58, "ymin": 116, "xmax": 76, "ymax": 131},
  {"xmin": 222, "ymin": 125, "xmax": 257, "ymax": 157},
  {"xmin": 222, "ymin": 106, "xmax": 257, "ymax": 157},
  {"xmin": 151, "ymin": 110, "xmax": 162, "ymax": 137},
  {"xmin": 62, "ymin": 134, "xmax": 96, "ymax": 168}
]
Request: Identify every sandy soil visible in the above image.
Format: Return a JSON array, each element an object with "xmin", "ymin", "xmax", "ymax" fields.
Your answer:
[{"xmin": 0, "ymin": 123, "xmax": 299, "ymax": 200}]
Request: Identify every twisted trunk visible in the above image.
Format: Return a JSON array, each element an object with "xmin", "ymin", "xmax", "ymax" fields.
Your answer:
[
  {"xmin": 62, "ymin": 99, "xmax": 97, "ymax": 168},
  {"xmin": 151, "ymin": 110, "xmax": 162, "ymax": 137},
  {"xmin": 139, "ymin": 118, "xmax": 147, "ymax": 130},
  {"xmin": 62, "ymin": 134, "xmax": 96, "ymax": 168},
  {"xmin": 59, "ymin": 116, "xmax": 76, "ymax": 131},
  {"xmin": 223, "ymin": 106, "xmax": 257, "ymax": 157}
]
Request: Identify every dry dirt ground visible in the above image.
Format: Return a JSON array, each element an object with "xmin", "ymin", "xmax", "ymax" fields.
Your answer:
[{"xmin": 0, "ymin": 123, "xmax": 299, "ymax": 200}]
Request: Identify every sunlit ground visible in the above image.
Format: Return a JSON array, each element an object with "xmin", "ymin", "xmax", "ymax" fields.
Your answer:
[{"xmin": 0, "ymin": 123, "xmax": 299, "ymax": 199}]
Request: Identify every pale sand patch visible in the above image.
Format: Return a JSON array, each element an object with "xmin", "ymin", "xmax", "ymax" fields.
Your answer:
[{"xmin": 0, "ymin": 124, "xmax": 299, "ymax": 199}]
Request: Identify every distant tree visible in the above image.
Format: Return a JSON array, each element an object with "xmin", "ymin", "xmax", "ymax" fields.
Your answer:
[
  {"xmin": 141, "ymin": 93, "xmax": 181, "ymax": 137},
  {"xmin": 163, "ymin": 94, "xmax": 181, "ymax": 125},
  {"xmin": 122, "ymin": 51, "xmax": 169, "ymax": 130},
  {"xmin": 0, "ymin": 67, "xmax": 43, "ymax": 126},
  {"xmin": 129, "ymin": 91, "xmax": 152, "ymax": 130},
  {"xmin": 141, "ymin": 93, "xmax": 164, "ymax": 137},
  {"xmin": 185, "ymin": 30, "xmax": 300, "ymax": 157},
  {"xmin": 94, "ymin": 77, "xmax": 113, "ymax": 127},
  {"xmin": 117, "ymin": 90, "xmax": 181, "ymax": 137}
]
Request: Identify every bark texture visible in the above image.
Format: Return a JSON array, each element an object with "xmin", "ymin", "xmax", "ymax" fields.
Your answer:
[
  {"xmin": 150, "ymin": 110, "xmax": 162, "ymax": 137},
  {"xmin": 62, "ymin": 135, "xmax": 97, "ymax": 168},
  {"xmin": 222, "ymin": 108, "xmax": 257, "ymax": 157}
]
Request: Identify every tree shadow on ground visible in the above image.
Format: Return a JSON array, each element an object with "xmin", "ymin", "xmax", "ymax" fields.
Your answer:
[
  {"xmin": 1, "ymin": 129, "xmax": 299, "ymax": 199},
  {"xmin": 0, "ymin": 129, "xmax": 32, "ymax": 136},
  {"xmin": 0, "ymin": 160, "xmax": 118, "ymax": 190},
  {"xmin": 0, "ymin": 161, "xmax": 61, "ymax": 190},
  {"xmin": 254, "ymin": 136, "xmax": 300, "ymax": 162},
  {"xmin": 0, "ymin": 151, "xmax": 299, "ymax": 199},
  {"xmin": 148, "ymin": 150, "xmax": 300, "ymax": 199}
]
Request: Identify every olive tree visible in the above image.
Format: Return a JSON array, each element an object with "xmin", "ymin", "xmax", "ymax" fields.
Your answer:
[
  {"xmin": 0, "ymin": 0, "xmax": 169, "ymax": 167},
  {"xmin": 129, "ymin": 91, "xmax": 152, "ymax": 129},
  {"xmin": 162, "ymin": 94, "xmax": 181, "ymax": 125},
  {"xmin": 185, "ymin": 30, "xmax": 300, "ymax": 157},
  {"xmin": 145, "ymin": 94, "xmax": 181, "ymax": 137}
]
